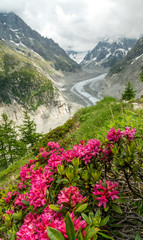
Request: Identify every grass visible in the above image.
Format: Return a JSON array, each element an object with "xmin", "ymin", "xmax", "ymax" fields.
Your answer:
[
  {"xmin": 64, "ymin": 97, "xmax": 143, "ymax": 145},
  {"xmin": 0, "ymin": 96, "xmax": 143, "ymax": 188},
  {"xmin": 0, "ymin": 153, "xmax": 34, "ymax": 189}
]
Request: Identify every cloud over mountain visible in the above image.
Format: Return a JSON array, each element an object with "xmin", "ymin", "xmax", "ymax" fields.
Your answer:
[{"xmin": 0, "ymin": 0, "xmax": 143, "ymax": 51}]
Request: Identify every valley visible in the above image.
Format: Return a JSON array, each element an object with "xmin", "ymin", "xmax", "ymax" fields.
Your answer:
[
  {"xmin": 0, "ymin": 10, "xmax": 143, "ymax": 240},
  {"xmin": 60, "ymin": 73, "xmax": 107, "ymax": 107},
  {"xmin": 0, "ymin": 12, "xmax": 143, "ymax": 135}
]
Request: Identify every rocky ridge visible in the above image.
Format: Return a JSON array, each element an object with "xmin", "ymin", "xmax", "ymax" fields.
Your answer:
[
  {"xmin": 80, "ymin": 37, "xmax": 137, "ymax": 74},
  {"xmin": 0, "ymin": 12, "xmax": 80, "ymax": 72},
  {"xmin": 99, "ymin": 37, "xmax": 143, "ymax": 99}
]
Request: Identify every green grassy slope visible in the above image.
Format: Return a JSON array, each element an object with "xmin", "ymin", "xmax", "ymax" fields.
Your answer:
[{"xmin": 0, "ymin": 97, "xmax": 142, "ymax": 189}]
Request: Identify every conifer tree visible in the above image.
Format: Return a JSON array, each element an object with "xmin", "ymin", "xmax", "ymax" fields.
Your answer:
[
  {"xmin": 19, "ymin": 110, "xmax": 41, "ymax": 148},
  {"xmin": 0, "ymin": 113, "xmax": 26, "ymax": 170},
  {"xmin": 122, "ymin": 81, "xmax": 136, "ymax": 100}
]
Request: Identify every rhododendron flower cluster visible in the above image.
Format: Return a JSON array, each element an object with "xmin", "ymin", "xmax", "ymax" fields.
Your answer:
[
  {"xmin": 1, "ymin": 127, "xmax": 137, "ymax": 239},
  {"xmin": 107, "ymin": 127, "xmax": 122, "ymax": 142},
  {"xmin": 16, "ymin": 207, "xmax": 86, "ymax": 239},
  {"xmin": 14, "ymin": 192, "xmax": 29, "ymax": 209},
  {"xmin": 93, "ymin": 180, "xmax": 119, "ymax": 208},
  {"xmin": 107, "ymin": 126, "xmax": 136, "ymax": 142},
  {"xmin": 121, "ymin": 127, "xmax": 136, "ymax": 140},
  {"xmin": 101, "ymin": 143, "xmax": 113, "ymax": 161},
  {"xmin": 3, "ymin": 191, "xmax": 18, "ymax": 203},
  {"xmin": 73, "ymin": 138, "xmax": 101, "ymax": 164},
  {"xmin": 57, "ymin": 186, "xmax": 87, "ymax": 208}
]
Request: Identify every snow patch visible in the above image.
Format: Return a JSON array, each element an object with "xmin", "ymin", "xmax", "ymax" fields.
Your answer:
[
  {"xmin": 131, "ymin": 54, "xmax": 143, "ymax": 65},
  {"xmin": 68, "ymin": 51, "xmax": 88, "ymax": 64}
]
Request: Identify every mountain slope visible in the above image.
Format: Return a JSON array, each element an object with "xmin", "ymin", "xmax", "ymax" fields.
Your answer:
[
  {"xmin": 108, "ymin": 37, "xmax": 143, "ymax": 76},
  {"xmin": 0, "ymin": 39, "xmax": 55, "ymax": 108},
  {"xmin": 0, "ymin": 12, "xmax": 80, "ymax": 72},
  {"xmin": 99, "ymin": 37, "xmax": 143, "ymax": 99},
  {"xmin": 80, "ymin": 37, "xmax": 137, "ymax": 74},
  {"xmin": 0, "ymin": 12, "xmax": 82, "ymax": 134},
  {"xmin": 0, "ymin": 40, "xmax": 80, "ymax": 133}
]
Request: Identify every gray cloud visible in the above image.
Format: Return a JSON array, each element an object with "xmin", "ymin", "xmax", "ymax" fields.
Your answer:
[{"xmin": 0, "ymin": 0, "xmax": 143, "ymax": 51}]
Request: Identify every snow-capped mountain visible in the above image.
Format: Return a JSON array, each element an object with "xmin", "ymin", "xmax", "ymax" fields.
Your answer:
[
  {"xmin": 66, "ymin": 50, "xmax": 88, "ymax": 64},
  {"xmin": 99, "ymin": 36, "xmax": 143, "ymax": 99},
  {"xmin": 80, "ymin": 37, "xmax": 137, "ymax": 73}
]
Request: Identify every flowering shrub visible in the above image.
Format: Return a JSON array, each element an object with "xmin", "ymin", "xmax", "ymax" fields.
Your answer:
[
  {"xmin": 0, "ymin": 126, "xmax": 142, "ymax": 240},
  {"xmin": 93, "ymin": 180, "xmax": 119, "ymax": 208}
]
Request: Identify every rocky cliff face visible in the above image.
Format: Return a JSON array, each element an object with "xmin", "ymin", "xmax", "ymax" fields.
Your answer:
[
  {"xmin": 0, "ymin": 96, "xmax": 81, "ymax": 134},
  {"xmin": 80, "ymin": 37, "xmax": 137, "ymax": 74},
  {"xmin": 99, "ymin": 37, "xmax": 143, "ymax": 99}
]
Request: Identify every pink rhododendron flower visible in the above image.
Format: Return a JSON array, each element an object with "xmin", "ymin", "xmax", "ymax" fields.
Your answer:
[
  {"xmin": 18, "ymin": 182, "xmax": 26, "ymax": 189},
  {"xmin": 29, "ymin": 159, "xmax": 35, "ymax": 164},
  {"xmin": 100, "ymin": 143, "xmax": 113, "ymax": 161},
  {"xmin": 29, "ymin": 181, "xmax": 48, "ymax": 209},
  {"xmin": 3, "ymin": 207, "xmax": 14, "ymax": 220},
  {"xmin": 73, "ymin": 138, "xmax": 101, "ymax": 164},
  {"xmin": 61, "ymin": 149, "xmax": 75, "ymax": 162},
  {"xmin": 57, "ymin": 186, "xmax": 87, "ymax": 208},
  {"xmin": 17, "ymin": 207, "xmax": 86, "ymax": 240},
  {"xmin": 3, "ymin": 191, "xmax": 18, "ymax": 203},
  {"xmin": 40, "ymin": 147, "xmax": 44, "ymax": 152},
  {"xmin": 19, "ymin": 163, "xmax": 31, "ymax": 181},
  {"xmin": 96, "ymin": 196, "xmax": 108, "ymax": 208},
  {"xmin": 14, "ymin": 192, "xmax": 29, "ymax": 209},
  {"xmin": 93, "ymin": 180, "xmax": 119, "ymax": 208},
  {"xmin": 47, "ymin": 141, "xmax": 60, "ymax": 149},
  {"xmin": 107, "ymin": 126, "xmax": 122, "ymax": 142},
  {"xmin": 41, "ymin": 151, "xmax": 49, "ymax": 160},
  {"xmin": 121, "ymin": 127, "xmax": 136, "ymax": 140},
  {"xmin": 48, "ymin": 153, "xmax": 62, "ymax": 169}
]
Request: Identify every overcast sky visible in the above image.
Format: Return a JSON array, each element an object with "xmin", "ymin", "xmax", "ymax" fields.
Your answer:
[{"xmin": 0, "ymin": 0, "xmax": 143, "ymax": 51}]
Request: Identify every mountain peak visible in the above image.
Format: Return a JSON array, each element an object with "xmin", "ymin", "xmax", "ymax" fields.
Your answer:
[
  {"xmin": 80, "ymin": 37, "xmax": 137, "ymax": 73},
  {"xmin": 0, "ymin": 12, "xmax": 80, "ymax": 72}
]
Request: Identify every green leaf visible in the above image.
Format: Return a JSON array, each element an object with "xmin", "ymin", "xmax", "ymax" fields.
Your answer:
[
  {"xmin": 75, "ymin": 203, "xmax": 88, "ymax": 213},
  {"xmin": 111, "ymin": 204, "xmax": 122, "ymax": 214},
  {"xmin": 92, "ymin": 236, "xmax": 98, "ymax": 240},
  {"xmin": 93, "ymin": 216, "xmax": 101, "ymax": 227},
  {"xmin": 49, "ymin": 204, "xmax": 61, "ymax": 212},
  {"xmin": 65, "ymin": 212, "xmax": 76, "ymax": 240},
  {"xmin": 104, "ymin": 206, "xmax": 109, "ymax": 212},
  {"xmin": 135, "ymin": 234, "xmax": 141, "ymax": 240},
  {"xmin": 100, "ymin": 216, "xmax": 110, "ymax": 227},
  {"xmin": 98, "ymin": 232, "xmax": 114, "ymax": 239},
  {"xmin": 81, "ymin": 213, "xmax": 91, "ymax": 225},
  {"xmin": 62, "ymin": 179, "xmax": 69, "ymax": 184},
  {"xmin": 66, "ymin": 165, "xmax": 74, "ymax": 181},
  {"xmin": 47, "ymin": 227, "xmax": 65, "ymax": 240},
  {"xmin": 21, "ymin": 200, "xmax": 30, "ymax": 206},
  {"xmin": 72, "ymin": 158, "xmax": 79, "ymax": 170},
  {"xmin": 77, "ymin": 229, "xmax": 84, "ymax": 240},
  {"xmin": 4, "ymin": 214, "xmax": 11, "ymax": 223},
  {"xmin": 10, "ymin": 228, "xmax": 16, "ymax": 240},
  {"xmin": 57, "ymin": 164, "xmax": 65, "ymax": 175},
  {"xmin": 94, "ymin": 209, "xmax": 101, "ymax": 218},
  {"xmin": 84, "ymin": 226, "xmax": 99, "ymax": 240}
]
